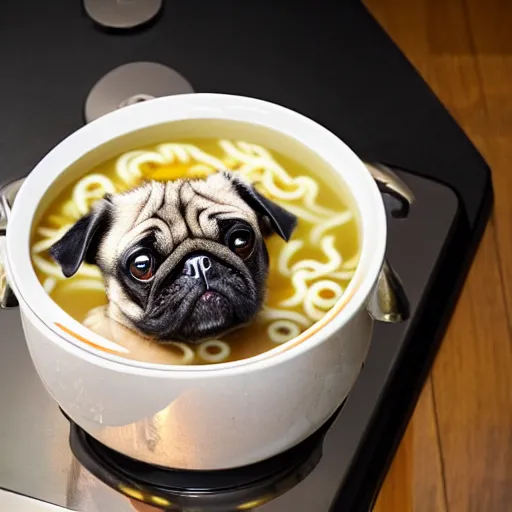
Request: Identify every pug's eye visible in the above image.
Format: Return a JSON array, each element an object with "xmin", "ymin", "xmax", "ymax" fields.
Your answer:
[
  {"xmin": 128, "ymin": 251, "xmax": 156, "ymax": 281},
  {"xmin": 225, "ymin": 225, "xmax": 255, "ymax": 259}
]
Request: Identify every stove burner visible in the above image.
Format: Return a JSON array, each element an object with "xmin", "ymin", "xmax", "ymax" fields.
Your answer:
[
  {"xmin": 84, "ymin": 62, "xmax": 195, "ymax": 123},
  {"xmin": 67, "ymin": 408, "xmax": 342, "ymax": 511},
  {"xmin": 84, "ymin": 0, "xmax": 163, "ymax": 29}
]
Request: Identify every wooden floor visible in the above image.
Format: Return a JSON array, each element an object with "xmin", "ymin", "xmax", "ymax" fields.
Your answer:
[{"xmin": 363, "ymin": 0, "xmax": 512, "ymax": 511}]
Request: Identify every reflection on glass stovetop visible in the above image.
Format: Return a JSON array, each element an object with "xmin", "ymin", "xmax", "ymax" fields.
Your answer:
[{"xmin": 0, "ymin": 168, "xmax": 458, "ymax": 511}]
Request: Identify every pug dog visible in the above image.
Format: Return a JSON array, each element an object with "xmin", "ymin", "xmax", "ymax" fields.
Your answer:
[{"xmin": 50, "ymin": 172, "xmax": 297, "ymax": 344}]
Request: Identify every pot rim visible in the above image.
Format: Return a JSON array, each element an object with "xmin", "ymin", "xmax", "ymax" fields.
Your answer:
[{"xmin": 5, "ymin": 93, "xmax": 386, "ymax": 376}]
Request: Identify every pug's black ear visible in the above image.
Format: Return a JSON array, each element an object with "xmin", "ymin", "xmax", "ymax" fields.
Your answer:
[
  {"xmin": 50, "ymin": 201, "xmax": 110, "ymax": 278},
  {"xmin": 231, "ymin": 178, "xmax": 298, "ymax": 241}
]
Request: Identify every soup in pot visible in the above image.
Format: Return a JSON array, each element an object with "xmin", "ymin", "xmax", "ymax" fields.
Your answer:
[{"xmin": 30, "ymin": 138, "xmax": 360, "ymax": 365}]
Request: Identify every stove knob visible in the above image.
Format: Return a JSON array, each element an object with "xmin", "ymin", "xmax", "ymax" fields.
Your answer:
[
  {"xmin": 84, "ymin": 62, "xmax": 195, "ymax": 123},
  {"xmin": 84, "ymin": 0, "xmax": 163, "ymax": 29}
]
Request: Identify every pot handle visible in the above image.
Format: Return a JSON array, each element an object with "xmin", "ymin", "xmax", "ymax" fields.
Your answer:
[
  {"xmin": 365, "ymin": 163, "xmax": 413, "ymax": 323},
  {"xmin": 0, "ymin": 178, "xmax": 26, "ymax": 309}
]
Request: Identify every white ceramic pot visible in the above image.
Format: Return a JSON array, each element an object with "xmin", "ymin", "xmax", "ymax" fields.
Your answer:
[{"xmin": 0, "ymin": 94, "xmax": 408, "ymax": 470}]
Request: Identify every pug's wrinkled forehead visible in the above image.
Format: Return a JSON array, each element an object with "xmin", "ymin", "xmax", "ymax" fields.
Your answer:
[{"xmin": 98, "ymin": 173, "xmax": 263, "ymax": 272}]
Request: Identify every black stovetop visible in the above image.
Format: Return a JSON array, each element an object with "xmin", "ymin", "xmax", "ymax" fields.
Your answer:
[{"xmin": 0, "ymin": 1, "xmax": 492, "ymax": 511}]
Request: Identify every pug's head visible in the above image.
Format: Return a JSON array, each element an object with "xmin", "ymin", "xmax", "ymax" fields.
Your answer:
[{"xmin": 50, "ymin": 172, "xmax": 297, "ymax": 343}]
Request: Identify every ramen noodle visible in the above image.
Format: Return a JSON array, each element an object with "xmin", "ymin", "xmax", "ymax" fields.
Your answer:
[{"xmin": 31, "ymin": 139, "xmax": 360, "ymax": 365}]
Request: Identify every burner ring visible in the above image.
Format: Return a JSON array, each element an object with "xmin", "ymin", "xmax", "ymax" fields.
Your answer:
[{"xmin": 66, "ymin": 408, "xmax": 341, "ymax": 511}]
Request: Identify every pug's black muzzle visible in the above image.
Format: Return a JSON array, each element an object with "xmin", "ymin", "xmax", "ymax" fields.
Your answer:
[{"xmin": 139, "ymin": 251, "xmax": 261, "ymax": 343}]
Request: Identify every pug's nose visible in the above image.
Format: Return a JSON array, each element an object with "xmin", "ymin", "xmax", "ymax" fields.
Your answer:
[{"xmin": 182, "ymin": 254, "xmax": 212, "ymax": 286}]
